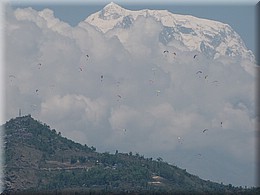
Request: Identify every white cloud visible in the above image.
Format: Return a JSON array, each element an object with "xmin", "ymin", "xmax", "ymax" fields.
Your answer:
[
  {"xmin": 15, "ymin": 7, "xmax": 72, "ymax": 37},
  {"xmin": 41, "ymin": 95, "xmax": 107, "ymax": 125},
  {"xmin": 4, "ymin": 6, "xmax": 257, "ymax": 187}
]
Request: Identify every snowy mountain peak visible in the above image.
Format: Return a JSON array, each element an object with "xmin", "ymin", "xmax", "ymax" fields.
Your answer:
[
  {"xmin": 100, "ymin": 2, "xmax": 127, "ymax": 20},
  {"xmin": 103, "ymin": 2, "xmax": 123, "ymax": 11},
  {"xmin": 82, "ymin": 2, "xmax": 254, "ymax": 61}
]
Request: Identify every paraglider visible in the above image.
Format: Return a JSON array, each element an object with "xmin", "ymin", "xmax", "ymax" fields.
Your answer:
[
  {"xmin": 30, "ymin": 104, "xmax": 37, "ymax": 111},
  {"xmin": 202, "ymin": 129, "xmax": 208, "ymax": 133},
  {"xmin": 37, "ymin": 63, "xmax": 42, "ymax": 69},
  {"xmin": 177, "ymin": 136, "xmax": 183, "ymax": 144},
  {"xmin": 116, "ymin": 81, "xmax": 121, "ymax": 91},
  {"xmin": 9, "ymin": 75, "xmax": 16, "ymax": 82},
  {"xmin": 204, "ymin": 75, "xmax": 208, "ymax": 79},
  {"xmin": 195, "ymin": 71, "xmax": 203, "ymax": 78},
  {"xmin": 8, "ymin": 74, "xmax": 16, "ymax": 85},
  {"xmin": 149, "ymin": 79, "xmax": 154, "ymax": 84},
  {"xmin": 221, "ymin": 122, "xmax": 223, "ymax": 127},
  {"xmin": 152, "ymin": 68, "xmax": 157, "ymax": 72},
  {"xmin": 117, "ymin": 95, "xmax": 122, "ymax": 102},
  {"xmin": 116, "ymin": 81, "xmax": 120, "ymax": 87},
  {"xmin": 195, "ymin": 153, "xmax": 203, "ymax": 159},
  {"xmin": 156, "ymin": 90, "xmax": 160, "ymax": 96},
  {"xmin": 85, "ymin": 54, "xmax": 90, "ymax": 61},
  {"xmin": 79, "ymin": 67, "xmax": 83, "ymax": 72},
  {"xmin": 210, "ymin": 80, "xmax": 219, "ymax": 86},
  {"xmin": 101, "ymin": 75, "xmax": 104, "ymax": 82},
  {"xmin": 163, "ymin": 50, "xmax": 169, "ymax": 53},
  {"xmin": 193, "ymin": 54, "xmax": 198, "ymax": 59},
  {"xmin": 152, "ymin": 68, "xmax": 157, "ymax": 76},
  {"xmin": 49, "ymin": 84, "xmax": 55, "ymax": 91}
]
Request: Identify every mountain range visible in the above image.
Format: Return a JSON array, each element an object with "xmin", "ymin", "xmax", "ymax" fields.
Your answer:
[{"xmin": 79, "ymin": 2, "xmax": 254, "ymax": 61}]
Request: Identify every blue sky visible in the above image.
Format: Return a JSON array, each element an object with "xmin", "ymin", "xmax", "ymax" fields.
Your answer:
[{"xmin": 11, "ymin": 1, "xmax": 257, "ymax": 56}]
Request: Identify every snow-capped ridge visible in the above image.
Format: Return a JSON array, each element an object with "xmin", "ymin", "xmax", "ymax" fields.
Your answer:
[{"xmin": 81, "ymin": 2, "xmax": 254, "ymax": 61}]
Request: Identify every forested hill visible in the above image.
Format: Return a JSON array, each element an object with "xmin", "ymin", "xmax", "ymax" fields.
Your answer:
[{"xmin": 1, "ymin": 115, "xmax": 258, "ymax": 194}]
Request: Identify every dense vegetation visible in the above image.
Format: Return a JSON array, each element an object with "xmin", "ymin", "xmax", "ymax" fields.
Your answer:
[{"xmin": 2, "ymin": 115, "xmax": 259, "ymax": 194}]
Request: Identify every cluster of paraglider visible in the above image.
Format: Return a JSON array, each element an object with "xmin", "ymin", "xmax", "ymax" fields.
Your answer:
[
  {"xmin": 163, "ymin": 50, "xmax": 176, "ymax": 56},
  {"xmin": 195, "ymin": 69, "xmax": 219, "ymax": 85},
  {"xmin": 8, "ymin": 45, "xmax": 226, "ymax": 154},
  {"xmin": 160, "ymin": 50, "xmax": 224, "ymax": 156},
  {"xmin": 196, "ymin": 70, "xmax": 209, "ymax": 80},
  {"xmin": 193, "ymin": 54, "xmax": 220, "ymax": 85},
  {"xmin": 193, "ymin": 54, "xmax": 223, "ymax": 134}
]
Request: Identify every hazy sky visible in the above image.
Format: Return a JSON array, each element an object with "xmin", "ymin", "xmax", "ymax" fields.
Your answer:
[{"xmin": 1, "ymin": 0, "xmax": 258, "ymax": 190}]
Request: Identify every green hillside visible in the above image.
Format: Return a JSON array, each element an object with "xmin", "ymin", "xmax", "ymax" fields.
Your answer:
[{"xmin": 1, "ymin": 115, "xmax": 258, "ymax": 194}]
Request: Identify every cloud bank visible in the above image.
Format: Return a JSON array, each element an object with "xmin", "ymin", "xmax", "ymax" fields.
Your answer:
[{"xmin": 4, "ymin": 6, "xmax": 257, "ymax": 187}]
